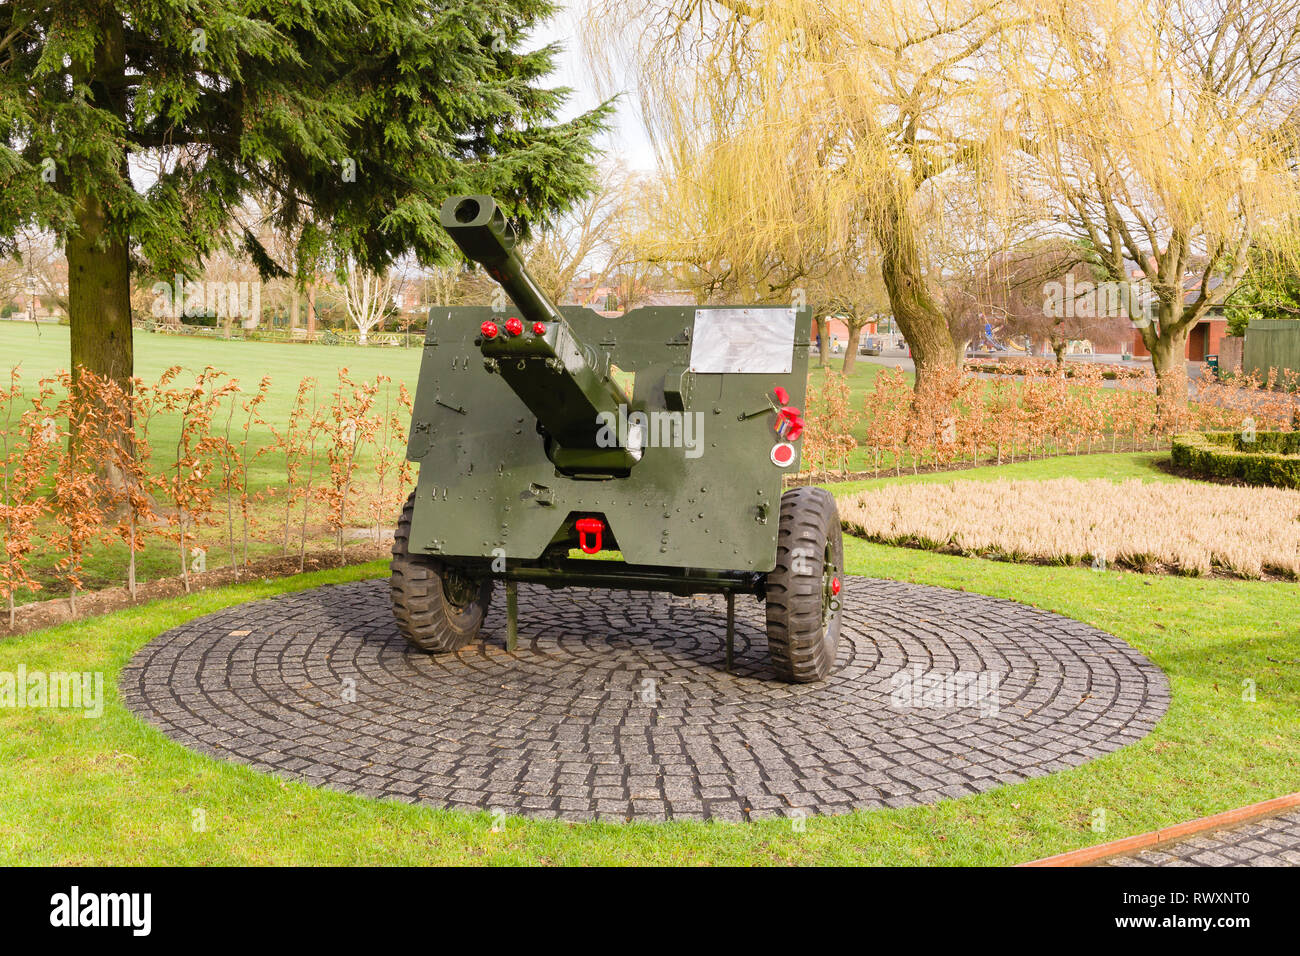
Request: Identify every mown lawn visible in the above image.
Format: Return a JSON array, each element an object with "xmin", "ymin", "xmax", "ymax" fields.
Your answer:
[
  {"xmin": 1, "ymin": 452, "xmax": 1294, "ymax": 864},
  {"xmin": 822, "ymin": 450, "xmax": 1173, "ymax": 497}
]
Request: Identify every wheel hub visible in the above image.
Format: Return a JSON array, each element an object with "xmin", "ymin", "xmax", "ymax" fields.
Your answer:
[
  {"xmin": 441, "ymin": 568, "xmax": 479, "ymax": 609},
  {"xmin": 821, "ymin": 544, "xmax": 841, "ymax": 623}
]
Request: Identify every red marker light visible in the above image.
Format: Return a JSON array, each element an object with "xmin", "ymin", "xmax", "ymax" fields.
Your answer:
[
  {"xmin": 480, "ymin": 321, "xmax": 499, "ymax": 339},
  {"xmin": 504, "ymin": 317, "xmax": 524, "ymax": 336},
  {"xmin": 831, "ymin": 577, "xmax": 841, "ymax": 596},
  {"xmin": 532, "ymin": 322, "xmax": 547, "ymax": 335}
]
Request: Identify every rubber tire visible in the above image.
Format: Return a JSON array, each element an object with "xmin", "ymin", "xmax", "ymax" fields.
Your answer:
[
  {"xmin": 390, "ymin": 491, "xmax": 492, "ymax": 653},
  {"xmin": 765, "ymin": 486, "xmax": 844, "ymax": 682}
]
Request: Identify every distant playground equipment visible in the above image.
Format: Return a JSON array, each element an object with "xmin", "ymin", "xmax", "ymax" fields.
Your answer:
[
  {"xmin": 981, "ymin": 322, "xmax": 1008, "ymax": 351},
  {"xmin": 980, "ymin": 322, "xmax": 1030, "ymax": 353},
  {"xmin": 1065, "ymin": 339, "xmax": 1095, "ymax": 355}
]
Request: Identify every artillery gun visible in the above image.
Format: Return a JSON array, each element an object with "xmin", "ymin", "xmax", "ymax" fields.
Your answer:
[{"xmin": 390, "ymin": 195, "xmax": 844, "ymax": 681}]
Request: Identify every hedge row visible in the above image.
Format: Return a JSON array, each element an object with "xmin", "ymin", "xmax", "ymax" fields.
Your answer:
[{"xmin": 1170, "ymin": 431, "xmax": 1300, "ymax": 489}]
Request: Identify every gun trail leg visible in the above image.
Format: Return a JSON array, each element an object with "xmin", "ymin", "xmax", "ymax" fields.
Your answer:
[
  {"xmin": 725, "ymin": 591, "xmax": 735, "ymax": 672},
  {"xmin": 506, "ymin": 581, "xmax": 518, "ymax": 651}
]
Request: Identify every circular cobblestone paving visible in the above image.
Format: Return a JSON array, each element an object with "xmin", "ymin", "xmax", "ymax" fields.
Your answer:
[{"xmin": 121, "ymin": 577, "xmax": 1168, "ymax": 822}]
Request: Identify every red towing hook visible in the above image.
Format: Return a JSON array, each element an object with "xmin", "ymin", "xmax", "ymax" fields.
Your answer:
[{"xmin": 575, "ymin": 517, "xmax": 605, "ymax": 555}]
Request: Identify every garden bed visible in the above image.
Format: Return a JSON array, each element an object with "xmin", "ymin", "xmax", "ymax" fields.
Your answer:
[
  {"xmin": 0, "ymin": 541, "xmax": 389, "ymax": 638},
  {"xmin": 839, "ymin": 476, "xmax": 1300, "ymax": 580}
]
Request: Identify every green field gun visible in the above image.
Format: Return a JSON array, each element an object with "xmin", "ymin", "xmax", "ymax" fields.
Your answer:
[{"xmin": 390, "ymin": 194, "xmax": 845, "ymax": 681}]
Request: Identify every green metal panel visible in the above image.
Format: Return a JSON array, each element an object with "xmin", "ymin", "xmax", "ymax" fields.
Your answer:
[
  {"xmin": 1243, "ymin": 319, "xmax": 1300, "ymax": 380},
  {"xmin": 406, "ymin": 304, "xmax": 812, "ymax": 573}
]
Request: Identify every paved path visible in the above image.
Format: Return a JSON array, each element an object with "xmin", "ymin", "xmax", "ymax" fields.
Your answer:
[
  {"xmin": 121, "ymin": 578, "xmax": 1168, "ymax": 822},
  {"xmin": 1104, "ymin": 809, "xmax": 1300, "ymax": 866}
]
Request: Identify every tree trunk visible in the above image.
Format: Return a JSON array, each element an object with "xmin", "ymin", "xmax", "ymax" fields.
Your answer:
[
  {"xmin": 842, "ymin": 323, "xmax": 864, "ymax": 374},
  {"xmin": 67, "ymin": 12, "xmax": 132, "ymax": 403},
  {"xmin": 875, "ymin": 192, "xmax": 956, "ymax": 396},
  {"xmin": 306, "ymin": 282, "xmax": 317, "ymax": 334},
  {"xmin": 1149, "ymin": 328, "xmax": 1189, "ymax": 396},
  {"xmin": 289, "ymin": 286, "xmax": 301, "ymax": 330},
  {"xmin": 67, "ymin": 193, "xmax": 134, "ymax": 395},
  {"xmin": 815, "ymin": 314, "xmax": 831, "ymax": 367},
  {"xmin": 953, "ymin": 338, "xmax": 970, "ymax": 369},
  {"xmin": 1142, "ymin": 303, "xmax": 1190, "ymax": 400}
]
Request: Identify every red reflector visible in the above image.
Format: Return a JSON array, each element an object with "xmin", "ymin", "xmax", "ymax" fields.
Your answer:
[
  {"xmin": 480, "ymin": 321, "xmax": 499, "ymax": 339},
  {"xmin": 831, "ymin": 577, "xmax": 841, "ymax": 596},
  {"xmin": 504, "ymin": 317, "xmax": 523, "ymax": 336},
  {"xmin": 771, "ymin": 442, "xmax": 795, "ymax": 467},
  {"xmin": 575, "ymin": 517, "xmax": 604, "ymax": 554},
  {"xmin": 532, "ymin": 322, "xmax": 547, "ymax": 335}
]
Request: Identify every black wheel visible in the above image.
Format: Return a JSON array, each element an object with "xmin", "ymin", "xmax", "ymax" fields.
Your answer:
[
  {"xmin": 390, "ymin": 491, "xmax": 492, "ymax": 653},
  {"xmin": 765, "ymin": 486, "xmax": 845, "ymax": 682}
]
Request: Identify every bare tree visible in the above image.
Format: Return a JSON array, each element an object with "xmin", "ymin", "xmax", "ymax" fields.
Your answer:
[
  {"xmin": 0, "ymin": 255, "xmax": 24, "ymax": 310},
  {"xmin": 341, "ymin": 265, "xmax": 398, "ymax": 344},
  {"xmin": 525, "ymin": 162, "xmax": 642, "ymax": 306},
  {"xmin": 804, "ymin": 240, "xmax": 890, "ymax": 374},
  {"xmin": 1, "ymin": 229, "xmax": 67, "ymax": 316},
  {"xmin": 967, "ymin": 241, "xmax": 1122, "ymax": 361}
]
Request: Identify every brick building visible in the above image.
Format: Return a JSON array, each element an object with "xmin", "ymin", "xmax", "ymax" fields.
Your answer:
[
  {"xmin": 1130, "ymin": 315, "xmax": 1229, "ymax": 361},
  {"xmin": 1129, "ymin": 273, "xmax": 1229, "ymax": 361}
]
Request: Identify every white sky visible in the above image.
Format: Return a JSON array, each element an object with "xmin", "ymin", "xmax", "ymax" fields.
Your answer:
[{"xmin": 533, "ymin": 4, "xmax": 657, "ymax": 170}]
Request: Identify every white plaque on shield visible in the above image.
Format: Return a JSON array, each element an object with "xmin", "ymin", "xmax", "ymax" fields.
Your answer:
[{"xmin": 689, "ymin": 308, "xmax": 797, "ymax": 374}]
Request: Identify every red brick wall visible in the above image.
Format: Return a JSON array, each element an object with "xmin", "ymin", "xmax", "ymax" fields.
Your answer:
[{"xmin": 811, "ymin": 318, "xmax": 877, "ymax": 344}]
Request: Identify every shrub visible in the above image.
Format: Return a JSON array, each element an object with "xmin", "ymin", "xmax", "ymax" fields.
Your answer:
[{"xmin": 1170, "ymin": 431, "xmax": 1300, "ymax": 489}]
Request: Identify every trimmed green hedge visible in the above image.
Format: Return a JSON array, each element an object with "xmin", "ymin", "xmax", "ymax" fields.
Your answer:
[{"xmin": 1171, "ymin": 431, "xmax": 1300, "ymax": 488}]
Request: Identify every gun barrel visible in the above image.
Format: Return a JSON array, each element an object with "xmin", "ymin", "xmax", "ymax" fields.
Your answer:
[
  {"xmin": 438, "ymin": 195, "xmax": 637, "ymax": 478},
  {"xmin": 438, "ymin": 195, "xmax": 562, "ymax": 327}
]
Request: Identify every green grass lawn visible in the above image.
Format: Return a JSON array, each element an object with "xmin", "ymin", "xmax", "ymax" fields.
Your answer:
[
  {"xmin": 821, "ymin": 450, "xmax": 1174, "ymax": 497},
  {"xmin": 1, "ymin": 450, "xmax": 1294, "ymax": 864}
]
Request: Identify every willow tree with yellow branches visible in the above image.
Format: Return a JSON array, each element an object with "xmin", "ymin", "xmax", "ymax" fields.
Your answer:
[
  {"xmin": 619, "ymin": 137, "xmax": 831, "ymax": 306},
  {"xmin": 585, "ymin": 0, "xmax": 1300, "ymax": 400},
  {"xmin": 1015, "ymin": 0, "xmax": 1300, "ymax": 396},
  {"xmin": 584, "ymin": 0, "xmax": 1029, "ymax": 393}
]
